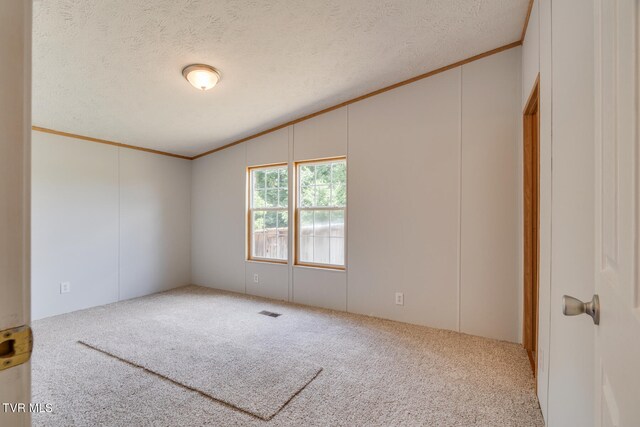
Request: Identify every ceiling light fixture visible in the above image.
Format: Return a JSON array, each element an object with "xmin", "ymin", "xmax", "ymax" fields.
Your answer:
[{"xmin": 182, "ymin": 64, "xmax": 221, "ymax": 91}]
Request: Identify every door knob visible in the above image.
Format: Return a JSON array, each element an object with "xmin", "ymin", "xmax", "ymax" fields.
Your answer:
[{"xmin": 562, "ymin": 294, "xmax": 600, "ymax": 325}]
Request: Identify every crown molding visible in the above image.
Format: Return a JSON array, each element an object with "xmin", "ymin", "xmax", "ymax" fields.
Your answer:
[
  {"xmin": 521, "ymin": 0, "xmax": 535, "ymax": 42},
  {"xmin": 192, "ymin": 40, "xmax": 522, "ymax": 160},
  {"xmin": 31, "ymin": 126, "xmax": 191, "ymax": 160},
  {"xmin": 34, "ymin": 38, "xmax": 527, "ymax": 162}
]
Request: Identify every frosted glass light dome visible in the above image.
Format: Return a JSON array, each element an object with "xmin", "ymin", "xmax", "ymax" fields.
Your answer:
[{"xmin": 182, "ymin": 64, "xmax": 221, "ymax": 91}]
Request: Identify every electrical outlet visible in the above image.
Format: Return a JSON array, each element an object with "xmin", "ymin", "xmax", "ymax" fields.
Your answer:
[
  {"xmin": 60, "ymin": 282, "xmax": 71, "ymax": 294},
  {"xmin": 395, "ymin": 292, "xmax": 404, "ymax": 306},
  {"xmin": 253, "ymin": 273, "xmax": 259, "ymax": 283}
]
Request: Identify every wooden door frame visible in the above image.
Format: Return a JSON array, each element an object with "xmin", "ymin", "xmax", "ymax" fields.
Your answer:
[
  {"xmin": 0, "ymin": 2, "xmax": 32, "ymax": 426},
  {"xmin": 523, "ymin": 75, "xmax": 540, "ymax": 377}
]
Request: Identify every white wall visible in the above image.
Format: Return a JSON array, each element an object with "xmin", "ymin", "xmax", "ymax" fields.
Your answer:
[
  {"xmin": 192, "ymin": 47, "xmax": 522, "ymax": 342},
  {"xmin": 460, "ymin": 49, "xmax": 521, "ymax": 341},
  {"xmin": 31, "ymin": 133, "xmax": 119, "ymax": 319},
  {"xmin": 31, "ymin": 131, "xmax": 191, "ymax": 320},
  {"xmin": 119, "ymin": 149, "xmax": 191, "ymax": 300},
  {"xmin": 191, "ymin": 143, "xmax": 246, "ymax": 294},
  {"xmin": 348, "ymin": 70, "xmax": 460, "ymax": 331}
]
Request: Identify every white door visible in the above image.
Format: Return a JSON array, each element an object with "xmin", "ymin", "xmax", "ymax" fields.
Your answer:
[
  {"xmin": 593, "ymin": 0, "xmax": 640, "ymax": 426},
  {"xmin": 0, "ymin": 1, "xmax": 32, "ymax": 426},
  {"xmin": 547, "ymin": 0, "xmax": 640, "ymax": 426}
]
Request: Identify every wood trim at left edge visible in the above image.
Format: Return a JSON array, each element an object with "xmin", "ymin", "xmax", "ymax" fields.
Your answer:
[
  {"xmin": 521, "ymin": 0, "xmax": 535, "ymax": 42},
  {"xmin": 31, "ymin": 126, "xmax": 192, "ymax": 160},
  {"xmin": 522, "ymin": 74, "xmax": 540, "ymax": 381}
]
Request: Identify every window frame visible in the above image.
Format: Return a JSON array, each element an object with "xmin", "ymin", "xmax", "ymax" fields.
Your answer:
[
  {"xmin": 294, "ymin": 156, "xmax": 347, "ymax": 271},
  {"xmin": 247, "ymin": 163, "xmax": 289, "ymax": 264}
]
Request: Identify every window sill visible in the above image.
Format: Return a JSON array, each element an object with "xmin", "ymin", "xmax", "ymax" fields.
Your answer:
[
  {"xmin": 293, "ymin": 264, "xmax": 346, "ymax": 273},
  {"xmin": 246, "ymin": 259, "xmax": 288, "ymax": 266}
]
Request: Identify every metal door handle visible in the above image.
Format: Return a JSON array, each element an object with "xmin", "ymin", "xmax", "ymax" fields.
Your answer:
[{"xmin": 562, "ymin": 294, "xmax": 600, "ymax": 325}]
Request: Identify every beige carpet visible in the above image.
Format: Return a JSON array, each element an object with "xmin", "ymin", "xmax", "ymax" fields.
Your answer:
[
  {"xmin": 78, "ymin": 319, "xmax": 322, "ymax": 420},
  {"xmin": 32, "ymin": 285, "xmax": 544, "ymax": 426}
]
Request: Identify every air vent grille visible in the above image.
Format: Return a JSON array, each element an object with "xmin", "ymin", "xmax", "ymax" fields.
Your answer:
[{"xmin": 259, "ymin": 310, "xmax": 282, "ymax": 318}]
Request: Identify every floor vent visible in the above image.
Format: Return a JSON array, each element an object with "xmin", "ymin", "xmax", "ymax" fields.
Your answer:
[{"xmin": 259, "ymin": 310, "xmax": 282, "ymax": 318}]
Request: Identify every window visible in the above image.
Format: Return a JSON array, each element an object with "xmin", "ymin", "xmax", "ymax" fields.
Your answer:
[
  {"xmin": 296, "ymin": 158, "xmax": 346, "ymax": 269},
  {"xmin": 248, "ymin": 164, "xmax": 288, "ymax": 262}
]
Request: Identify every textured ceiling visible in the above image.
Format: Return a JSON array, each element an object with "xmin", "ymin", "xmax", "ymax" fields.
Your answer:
[{"xmin": 33, "ymin": 0, "xmax": 529, "ymax": 156}]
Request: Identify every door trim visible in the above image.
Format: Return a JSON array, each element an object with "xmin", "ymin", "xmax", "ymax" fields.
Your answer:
[{"xmin": 523, "ymin": 75, "xmax": 540, "ymax": 377}]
